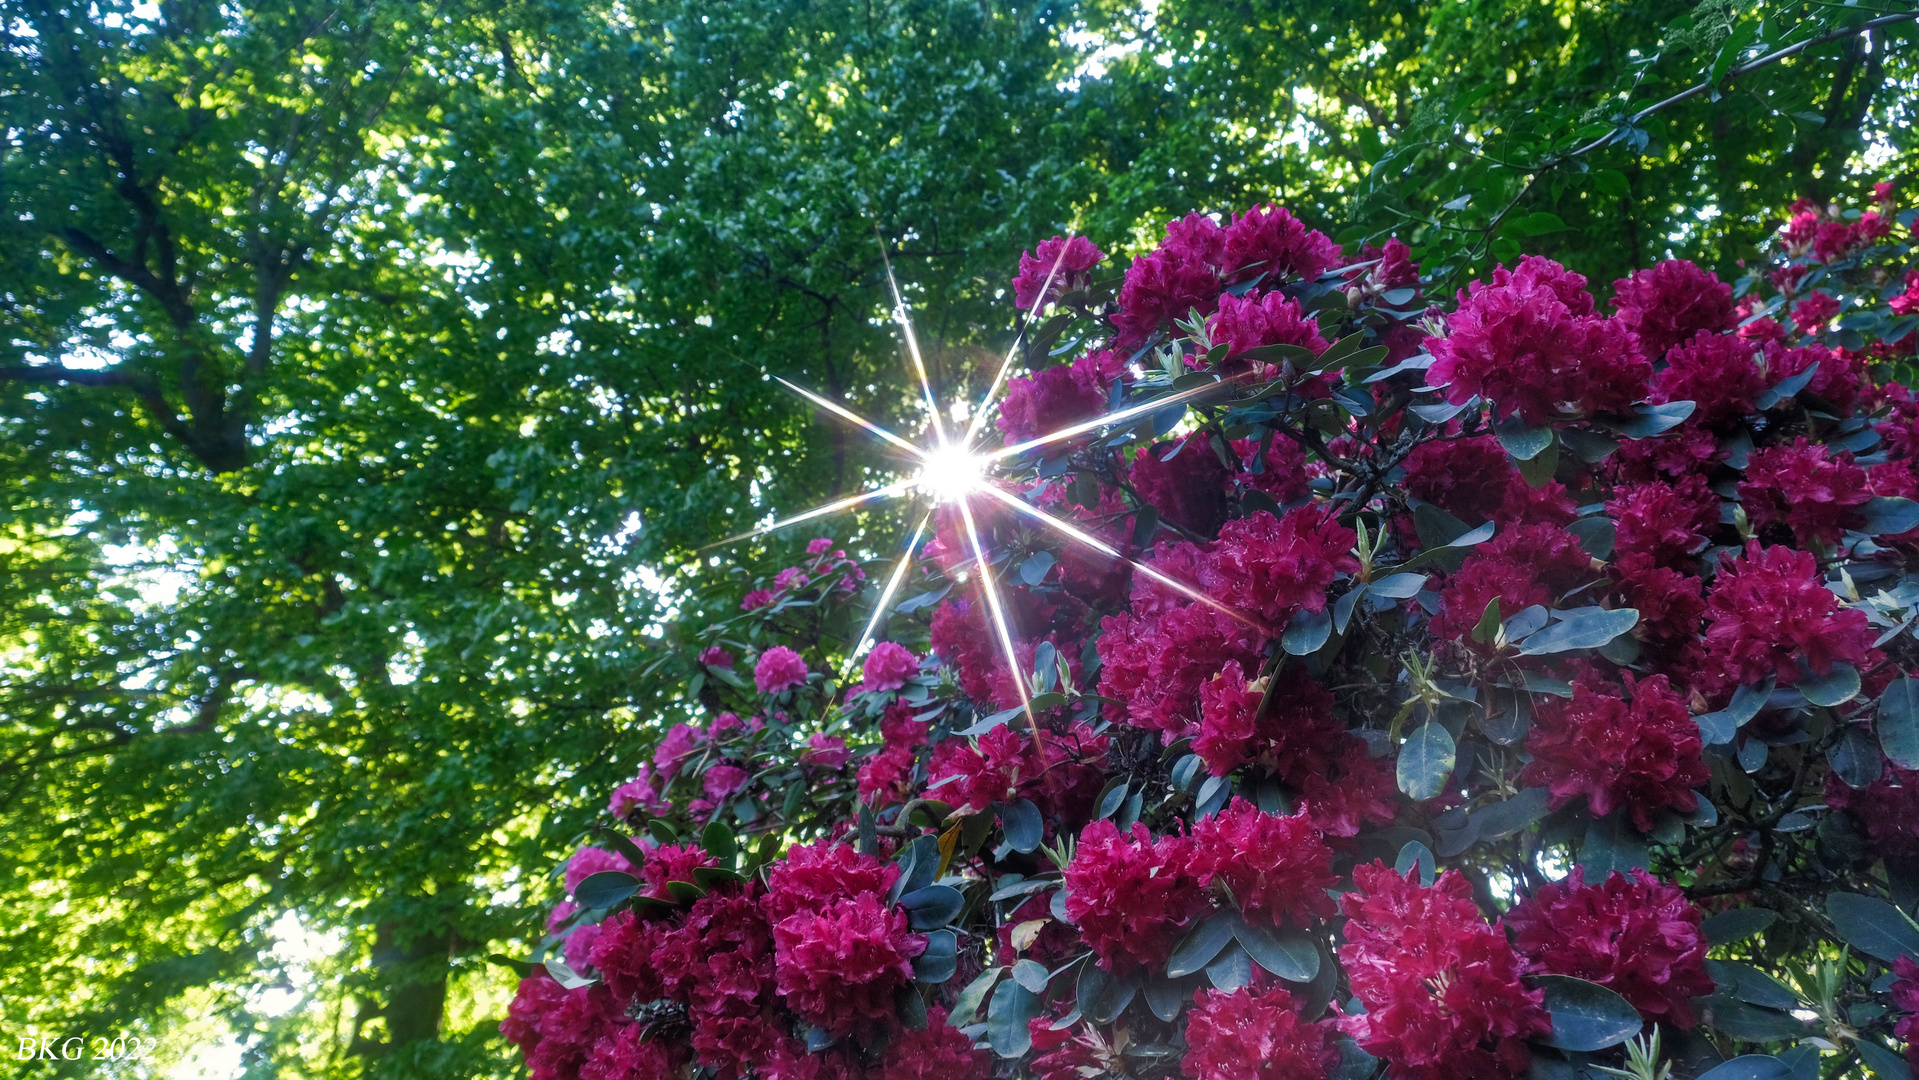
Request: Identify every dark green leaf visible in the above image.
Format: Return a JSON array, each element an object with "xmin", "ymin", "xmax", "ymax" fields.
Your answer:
[
  {"xmin": 1533, "ymin": 974, "xmax": 1643, "ymax": 1051},
  {"xmin": 692, "ymin": 866, "xmax": 746, "ymax": 891},
  {"xmin": 1473, "ymin": 787, "xmax": 1551, "ymax": 841},
  {"xmin": 574, "ymin": 871, "xmax": 641, "ymax": 909},
  {"xmin": 1080, "ymin": 963, "xmax": 1139, "ymax": 1024},
  {"xmin": 1369, "ymin": 573, "xmax": 1428, "ymax": 599},
  {"xmin": 1580, "ymin": 812, "xmax": 1649, "ymax": 876},
  {"xmin": 1232, "ymin": 916, "xmax": 1320, "ymax": 982},
  {"xmin": 1011, "ymin": 957, "xmax": 1050, "ymax": 993},
  {"xmin": 1282, "ymin": 607, "xmax": 1333, "ymax": 655},
  {"xmin": 1515, "ymin": 608, "xmax": 1639, "ymax": 655},
  {"xmin": 1694, "ymin": 1055, "xmax": 1796, "ymax": 1080},
  {"xmin": 701, "ymin": 820, "xmax": 739, "ymax": 862},
  {"xmin": 1827, "ymin": 892, "xmax": 1919, "ymax": 962},
  {"xmin": 1862, "ymin": 497, "xmax": 1919, "ymax": 537},
  {"xmin": 1142, "ymin": 971, "xmax": 1197, "ymax": 1022},
  {"xmin": 1800, "ymin": 663, "xmax": 1860, "ymax": 707},
  {"xmin": 593, "ymin": 827, "xmax": 651, "ymax": 869},
  {"xmin": 1471, "ymin": 596, "xmax": 1503, "ymax": 645},
  {"xmin": 987, "ymin": 978, "xmax": 1039, "ymax": 1056},
  {"xmin": 1394, "ymin": 840, "xmax": 1436, "ymax": 886},
  {"xmin": 950, "ymin": 967, "xmax": 1003, "ymax": 1025},
  {"xmin": 1702, "ymin": 907, "xmax": 1777, "ymax": 945},
  {"xmin": 1882, "ymin": 677, "xmax": 1919, "ymax": 769},
  {"xmin": 1019, "ymin": 550, "xmax": 1056, "ymax": 586},
  {"xmin": 1168, "ymin": 913, "xmax": 1238, "ymax": 977},
  {"xmin": 1856, "ymin": 1039, "xmax": 1914, "ymax": 1080},
  {"xmin": 1204, "ymin": 941, "xmax": 1254, "ymax": 992},
  {"xmin": 901, "ymin": 884, "xmax": 965, "ymax": 929},
  {"xmin": 1611, "ymin": 400, "xmax": 1696, "ymax": 438},
  {"xmin": 1397, "ymin": 723, "xmax": 1455, "ymax": 801},
  {"xmin": 1706, "ymin": 959, "xmax": 1799, "ymax": 1010},
  {"xmin": 1495, "ymin": 415, "xmax": 1554, "ymax": 461},
  {"xmin": 997, "ymin": 799, "xmax": 1044, "ymax": 854},
  {"xmin": 914, "ymin": 930, "xmax": 958, "ymax": 984},
  {"xmin": 1700, "ymin": 997, "xmax": 1811, "ymax": 1042},
  {"xmin": 664, "ymin": 880, "xmax": 706, "ymax": 906}
]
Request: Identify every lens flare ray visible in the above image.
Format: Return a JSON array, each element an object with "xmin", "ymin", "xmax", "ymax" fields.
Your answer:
[
  {"xmin": 702, "ymin": 478, "xmax": 915, "ymax": 551},
  {"xmin": 845, "ymin": 510, "xmax": 933, "ymax": 673},
  {"xmin": 964, "ymin": 242, "xmax": 1071, "ymax": 446},
  {"xmin": 774, "ymin": 376, "xmax": 927, "ymax": 459},
  {"xmin": 972, "ymin": 482, "xmax": 1266, "ymax": 631},
  {"xmin": 954, "ymin": 488, "xmax": 1033, "ymax": 722}
]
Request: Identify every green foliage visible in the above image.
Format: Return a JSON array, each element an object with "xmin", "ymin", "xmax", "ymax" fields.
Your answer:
[{"xmin": 3, "ymin": 0, "xmax": 1918, "ymax": 1073}]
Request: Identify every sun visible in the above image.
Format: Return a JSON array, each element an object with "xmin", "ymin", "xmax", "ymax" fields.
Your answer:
[
  {"xmin": 711, "ymin": 235, "xmax": 1247, "ymax": 719},
  {"xmin": 914, "ymin": 442, "xmax": 987, "ymax": 505}
]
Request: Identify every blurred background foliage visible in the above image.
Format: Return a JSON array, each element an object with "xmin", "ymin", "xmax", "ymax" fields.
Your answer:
[{"xmin": 1, "ymin": 0, "xmax": 1915, "ymax": 1074}]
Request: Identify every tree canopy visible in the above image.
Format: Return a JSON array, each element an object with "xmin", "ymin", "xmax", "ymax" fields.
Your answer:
[{"xmin": 3, "ymin": 0, "xmax": 1917, "ymax": 1075}]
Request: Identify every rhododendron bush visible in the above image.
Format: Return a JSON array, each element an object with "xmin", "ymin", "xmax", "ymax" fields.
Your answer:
[{"xmin": 499, "ymin": 189, "xmax": 1919, "ymax": 1080}]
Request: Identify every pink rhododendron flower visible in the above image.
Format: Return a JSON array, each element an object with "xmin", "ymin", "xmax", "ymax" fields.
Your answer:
[
  {"xmin": 769, "ymin": 891, "xmax": 925, "ymax": 1038},
  {"xmin": 1891, "ymin": 955, "xmax": 1919, "ymax": 1070},
  {"xmin": 1220, "ymin": 203, "xmax": 1342, "ymax": 283},
  {"xmin": 861, "ymin": 641, "xmax": 920, "ymax": 692},
  {"xmin": 1699, "ymin": 542, "xmax": 1875, "ymax": 691},
  {"xmin": 703, "ymin": 763, "xmax": 751, "ymax": 802},
  {"xmin": 1198, "ymin": 505, "xmax": 1358, "ymax": 624},
  {"xmin": 1012, "ymin": 235, "xmax": 1105, "ymax": 312},
  {"xmin": 763, "ymin": 841, "xmax": 900, "ymax": 925},
  {"xmin": 1097, "ymin": 600, "xmax": 1266, "ymax": 733},
  {"xmin": 997, "ymin": 361, "xmax": 1106, "ymax": 445},
  {"xmin": 1194, "ymin": 664, "xmax": 1395, "ymax": 837},
  {"xmin": 1825, "ymin": 761, "xmax": 1919, "ymax": 863},
  {"xmin": 655, "ymin": 721, "xmax": 706, "ymax": 774},
  {"xmin": 1608, "ymin": 475, "xmax": 1718, "ymax": 566},
  {"xmin": 699, "ymin": 645, "xmax": 736, "ymax": 668},
  {"xmin": 878, "ymin": 1007, "xmax": 991, "ymax": 1080},
  {"xmin": 1187, "ymin": 798, "xmax": 1336, "ymax": 928},
  {"xmin": 741, "ymin": 589, "xmax": 775, "ymax": 611},
  {"xmin": 640, "ymin": 842, "xmax": 718, "ymax": 899},
  {"xmin": 1430, "ymin": 524, "xmax": 1595, "ymax": 646},
  {"xmin": 1129, "ymin": 432, "xmax": 1235, "ymax": 536},
  {"xmin": 580, "ymin": 1020, "xmax": 693, "ymax": 1080},
  {"xmin": 1612, "ymin": 553, "xmax": 1707, "ymax": 645},
  {"xmin": 654, "ymin": 885, "xmax": 781, "ymax": 1075},
  {"xmin": 1184, "ymin": 981, "xmax": 1340, "ymax": 1080},
  {"xmin": 1766, "ymin": 340, "xmax": 1862, "ymax": 412},
  {"xmin": 801, "ymin": 732, "xmax": 849, "ymax": 770},
  {"xmin": 1611, "ymin": 259, "xmax": 1737, "ymax": 357},
  {"xmin": 608, "ymin": 764, "xmax": 665, "ymax": 819},
  {"xmin": 1892, "ymin": 270, "xmax": 1919, "ymax": 316},
  {"xmin": 1738, "ymin": 438, "xmax": 1870, "ymax": 546},
  {"xmin": 1207, "ymin": 289, "xmax": 1329, "ymax": 359},
  {"xmin": 1112, "ymin": 212, "xmax": 1228, "ymax": 349},
  {"xmin": 1401, "ymin": 435, "xmax": 1576, "ymax": 529},
  {"xmin": 1522, "ymin": 673, "xmax": 1709, "ymax": 831},
  {"xmin": 1029, "ymin": 1015, "xmax": 1111, "ymax": 1080},
  {"xmin": 1234, "ymin": 434, "xmax": 1311, "ymax": 502},
  {"xmin": 1507, "ymin": 869, "xmax": 1714, "ymax": 1028},
  {"xmin": 586, "ymin": 909, "xmax": 670, "ymax": 1004},
  {"xmin": 754, "ymin": 646, "xmax": 810, "ymax": 694},
  {"xmin": 1338, "ymin": 864, "xmax": 1550, "ymax": 1080},
  {"xmin": 1792, "ymin": 290, "xmax": 1841, "ymax": 330},
  {"xmin": 1063, "ymin": 819, "xmax": 1205, "ymax": 972},
  {"xmin": 1648, "ymin": 331, "xmax": 1766, "ymax": 427},
  {"xmin": 1426, "ymin": 256, "xmax": 1650, "ymax": 425}
]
